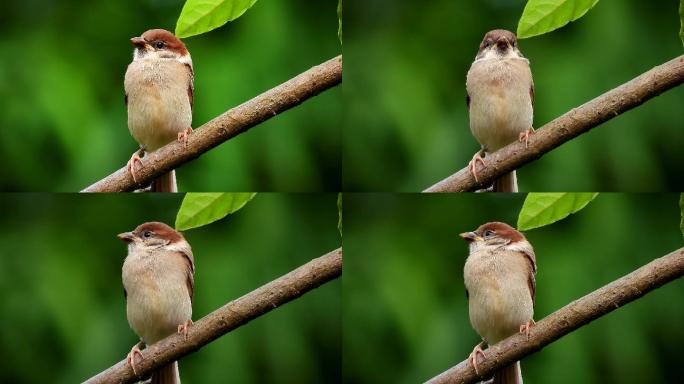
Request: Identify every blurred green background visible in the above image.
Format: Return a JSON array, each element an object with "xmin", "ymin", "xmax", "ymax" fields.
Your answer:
[
  {"xmin": 343, "ymin": 0, "xmax": 684, "ymax": 191},
  {"xmin": 343, "ymin": 193, "xmax": 684, "ymax": 383},
  {"xmin": 0, "ymin": 0, "xmax": 341, "ymax": 192},
  {"xmin": 0, "ymin": 193, "xmax": 340, "ymax": 383}
]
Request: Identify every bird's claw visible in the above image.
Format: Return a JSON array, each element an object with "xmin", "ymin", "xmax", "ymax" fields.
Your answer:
[
  {"xmin": 468, "ymin": 152, "xmax": 486, "ymax": 182},
  {"xmin": 177, "ymin": 319, "xmax": 193, "ymax": 340},
  {"xmin": 126, "ymin": 151, "xmax": 144, "ymax": 183},
  {"xmin": 127, "ymin": 343, "xmax": 144, "ymax": 376},
  {"xmin": 519, "ymin": 319, "xmax": 536, "ymax": 340},
  {"xmin": 469, "ymin": 342, "xmax": 487, "ymax": 375},
  {"xmin": 177, "ymin": 127, "xmax": 193, "ymax": 146},
  {"xmin": 518, "ymin": 126, "xmax": 535, "ymax": 148}
]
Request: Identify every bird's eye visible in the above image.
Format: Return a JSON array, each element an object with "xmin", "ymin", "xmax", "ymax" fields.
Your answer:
[
  {"xmin": 142, "ymin": 230, "xmax": 153, "ymax": 238},
  {"xmin": 483, "ymin": 230, "xmax": 495, "ymax": 237},
  {"xmin": 154, "ymin": 41, "xmax": 165, "ymax": 49}
]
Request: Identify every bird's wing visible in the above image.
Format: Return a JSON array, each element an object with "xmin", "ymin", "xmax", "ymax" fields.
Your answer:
[
  {"xmin": 520, "ymin": 247, "xmax": 536, "ymax": 304},
  {"xmin": 530, "ymin": 82, "xmax": 535, "ymax": 108},
  {"xmin": 179, "ymin": 248, "xmax": 195, "ymax": 303},
  {"xmin": 185, "ymin": 63, "xmax": 194, "ymax": 112}
]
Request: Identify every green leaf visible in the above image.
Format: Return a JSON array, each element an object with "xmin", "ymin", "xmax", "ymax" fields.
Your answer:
[
  {"xmin": 176, "ymin": 193, "xmax": 256, "ymax": 230},
  {"xmin": 517, "ymin": 0, "xmax": 599, "ymax": 39},
  {"xmin": 518, "ymin": 193, "xmax": 598, "ymax": 231},
  {"xmin": 175, "ymin": 0, "xmax": 258, "ymax": 38},
  {"xmin": 337, "ymin": 193, "xmax": 342, "ymax": 237},
  {"xmin": 680, "ymin": 193, "xmax": 684, "ymax": 238},
  {"xmin": 338, "ymin": 0, "xmax": 343, "ymax": 44},
  {"xmin": 679, "ymin": 0, "xmax": 684, "ymax": 47}
]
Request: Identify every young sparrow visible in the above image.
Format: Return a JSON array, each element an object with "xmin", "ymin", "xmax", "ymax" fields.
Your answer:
[
  {"xmin": 124, "ymin": 29, "xmax": 194, "ymax": 192},
  {"xmin": 460, "ymin": 222, "xmax": 536, "ymax": 384},
  {"xmin": 466, "ymin": 30, "xmax": 535, "ymax": 192},
  {"xmin": 118, "ymin": 222, "xmax": 195, "ymax": 384}
]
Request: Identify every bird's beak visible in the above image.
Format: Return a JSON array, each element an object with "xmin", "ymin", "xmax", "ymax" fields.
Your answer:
[
  {"xmin": 130, "ymin": 36, "xmax": 147, "ymax": 47},
  {"xmin": 459, "ymin": 231, "xmax": 482, "ymax": 242},
  {"xmin": 117, "ymin": 232, "xmax": 135, "ymax": 242},
  {"xmin": 496, "ymin": 38, "xmax": 509, "ymax": 50}
]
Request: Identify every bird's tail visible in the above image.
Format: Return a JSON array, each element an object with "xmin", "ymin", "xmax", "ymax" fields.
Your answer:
[
  {"xmin": 151, "ymin": 361, "xmax": 180, "ymax": 384},
  {"xmin": 151, "ymin": 170, "xmax": 177, "ymax": 192},
  {"xmin": 493, "ymin": 170, "xmax": 517, "ymax": 192},
  {"xmin": 493, "ymin": 361, "xmax": 522, "ymax": 384}
]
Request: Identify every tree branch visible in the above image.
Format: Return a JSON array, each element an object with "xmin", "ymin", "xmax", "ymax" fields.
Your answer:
[
  {"xmin": 424, "ymin": 54, "xmax": 684, "ymax": 192},
  {"xmin": 425, "ymin": 247, "xmax": 684, "ymax": 384},
  {"xmin": 84, "ymin": 248, "xmax": 342, "ymax": 383},
  {"xmin": 82, "ymin": 55, "xmax": 342, "ymax": 192}
]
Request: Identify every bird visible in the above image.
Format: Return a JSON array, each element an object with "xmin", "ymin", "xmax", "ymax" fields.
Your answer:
[
  {"xmin": 460, "ymin": 221, "xmax": 536, "ymax": 384},
  {"xmin": 124, "ymin": 29, "xmax": 194, "ymax": 192},
  {"xmin": 118, "ymin": 221, "xmax": 195, "ymax": 384},
  {"xmin": 465, "ymin": 29, "xmax": 535, "ymax": 192}
]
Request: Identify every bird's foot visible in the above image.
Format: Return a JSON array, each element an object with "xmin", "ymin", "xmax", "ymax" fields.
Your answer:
[
  {"xmin": 126, "ymin": 150, "xmax": 145, "ymax": 183},
  {"xmin": 468, "ymin": 151, "xmax": 486, "ymax": 182},
  {"xmin": 519, "ymin": 319, "xmax": 536, "ymax": 340},
  {"xmin": 177, "ymin": 127, "xmax": 193, "ymax": 146},
  {"xmin": 518, "ymin": 126, "xmax": 535, "ymax": 148},
  {"xmin": 127, "ymin": 342, "xmax": 144, "ymax": 376},
  {"xmin": 177, "ymin": 319, "xmax": 193, "ymax": 340},
  {"xmin": 469, "ymin": 341, "xmax": 487, "ymax": 375}
]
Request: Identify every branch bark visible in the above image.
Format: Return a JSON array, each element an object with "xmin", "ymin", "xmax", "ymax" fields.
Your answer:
[
  {"xmin": 84, "ymin": 247, "xmax": 342, "ymax": 384},
  {"xmin": 82, "ymin": 55, "xmax": 342, "ymax": 192},
  {"xmin": 424, "ymin": 54, "xmax": 684, "ymax": 192},
  {"xmin": 425, "ymin": 247, "xmax": 684, "ymax": 384}
]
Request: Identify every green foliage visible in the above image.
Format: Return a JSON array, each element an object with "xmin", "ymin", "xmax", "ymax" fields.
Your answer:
[
  {"xmin": 680, "ymin": 0, "xmax": 684, "ymax": 46},
  {"xmin": 176, "ymin": 0, "xmax": 258, "ymax": 38},
  {"xmin": 680, "ymin": 193, "xmax": 684, "ymax": 238},
  {"xmin": 517, "ymin": 0, "xmax": 599, "ymax": 38},
  {"xmin": 343, "ymin": 194, "xmax": 684, "ymax": 384},
  {"xmin": 0, "ymin": 1, "xmax": 341, "ymax": 191},
  {"xmin": 518, "ymin": 192, "xmax": 598, "ymax": 231},
  {"xmin": 338, "ymin": 193, "xmax": 342, "ymax": 237},
  {"xmin": 176, "ymin": 192, "xmax": 256, "ymax": 230},
  {"xmin": 343, "ymin": 0, "xmax": 684, "ymax": 191},
  {"xmin": 338, "ymin": 0, "xmax": 343, "ymax": 44},
  {"xmin": 0, "ymin": 194, "xmax": 340, "ymax": 384}
]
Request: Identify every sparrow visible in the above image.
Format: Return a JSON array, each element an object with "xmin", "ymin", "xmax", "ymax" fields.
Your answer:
[
  {"xmin": 124, "ymin": 29, "xmax": 194, "ymax": 192},
  {"xmin": 119, "ymin": 222, "xmax": 195, "ymax": 384},
  {"xmin": 460, "ymin": 222, "xmax": 536, "ymax": 384},
  {"xmin": 465, "ymin": 29, "xmax": 535, "ymax": 192}
]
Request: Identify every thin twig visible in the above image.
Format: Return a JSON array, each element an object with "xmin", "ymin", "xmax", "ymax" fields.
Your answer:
[
  {"xmin": 424, "ymin": 54, "xmax": 684, "ymax": 192},
  {"xmin": 84, "ymin": 248, "xmax": 342, "ymax": 383},
  {"xmin": 425, "ymin": 247, "xmax": 684, "ymax": 383},
  {"xmin": 82, "ymin": 55, "xmax": 342, "ymax": 192}
]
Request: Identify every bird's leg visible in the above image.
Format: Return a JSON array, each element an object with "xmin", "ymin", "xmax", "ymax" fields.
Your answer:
[
  {"xmin": 177, "ymin": 127, "xmax": 193, "ymax": 146},
  {"xmin": 127, "ymin": 340, "xmax": 145, "ymax": 376},
  {"xmin": 177, "ymin": 319, "xmax": 193, "ymax": 340},
  {"xmin": 468, "ymin": 148, "xmax": 486, "ymax": 182},
  {"xmin": 519, "ymin": 318, "xmax": 536, "ymax": 340},
  {"xmin": 468, "ymin": 339, "xmax": 487, "ymax": 375},
  {"xmin": 126, "ymin": 146, "xmax": 145, "ymax": 183},
  {"xmin": 518, "ymin": 126, "xmax": 535, "ymax": 148}
]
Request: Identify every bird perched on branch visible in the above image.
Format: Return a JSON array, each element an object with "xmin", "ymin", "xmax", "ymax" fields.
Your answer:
[
  {"xmin": 466, "ymin": 30, "xmax": 535, "ymax": 192},
  {"xmin": 461, "ymin": 222, "xmax": 536, "ymax": 384},
  {"xmin": 119, "ymin": 222, "xmax": 195, "ymax": 384},
  {"xmin": 124, "ymin": 29, "xmax": 194, "ymax": 192}
]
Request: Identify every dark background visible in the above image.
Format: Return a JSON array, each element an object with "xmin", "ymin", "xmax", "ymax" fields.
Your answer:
[
  {"xmin": 343, "ymin": 193, "xmax": 684, "ymax": 383},
  {"xmin": 0, "ymin": 0, "xmax": 341, "ymax": 191},
  {"xmin": 0, "ymin": 193, "xmax": 341, "ymax": 383},
  {"xmin": 343, "ymin": 0, "xmax": 684, "ymax": 191}
]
